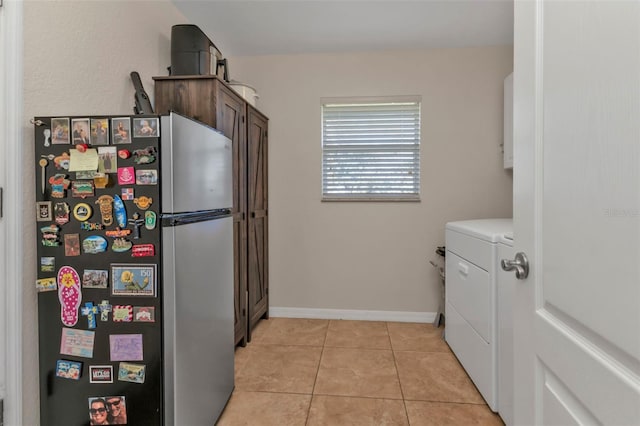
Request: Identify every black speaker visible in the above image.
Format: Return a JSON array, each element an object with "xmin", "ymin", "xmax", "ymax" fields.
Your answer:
[{"xmin": 170, "ymin": 24, "xmax": 217, "ymax": 76}]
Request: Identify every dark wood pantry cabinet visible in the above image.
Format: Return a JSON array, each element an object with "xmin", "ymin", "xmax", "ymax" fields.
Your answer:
[
  {"xmin": 246, "ymin": 106, "xmax": 269, "ymax": 337},
  {"xmin": 153, "ymin": 75, "xmax": 269, "ymax": 345}
]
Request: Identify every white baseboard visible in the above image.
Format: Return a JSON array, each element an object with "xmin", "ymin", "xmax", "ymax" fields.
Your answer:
[{"xmin": 269, "ymin": 307, "xmax": 436, "ymax": 323}]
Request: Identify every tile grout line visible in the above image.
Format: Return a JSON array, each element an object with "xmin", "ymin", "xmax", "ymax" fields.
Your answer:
[
  {"xmin": 304, "ymin": 320, "xmax": 330, "ymax": 426},
  {"xmin": 309, "ymin": 391, "xmax": 404, "ymax": 401},
  {"xmin": 386, "ymin": 321, "xmax": 412, "ymax": 425},
  {"xmin": 402, "ymin": 396, "xmax": 490, "ymax": 406}
]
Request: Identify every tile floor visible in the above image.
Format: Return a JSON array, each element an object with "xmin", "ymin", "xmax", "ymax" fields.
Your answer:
[{"xmin": 218, "ymin": 318, "xmax": 504, "ymax": 426}]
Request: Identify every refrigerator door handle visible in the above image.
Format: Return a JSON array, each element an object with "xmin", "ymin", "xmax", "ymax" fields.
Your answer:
[{"xmin": 161, "ymin": 209, "xmax": 232, "ymax": 227}]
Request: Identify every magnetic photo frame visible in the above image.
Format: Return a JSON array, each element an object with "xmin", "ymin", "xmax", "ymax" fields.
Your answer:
[
  {"xmin": 111, "ymin": 117, "xmax": 131, "ymax": 144},
  {"xmin": 51, "ymin": 117, "xmax": 70, "ymax": 144},
  {"xmin": 88, "ymin": 396, "xmax": 127, "ymax": 425},
  {"xmin": 90, "ymin": 118, "xmax": 110, "ymax": 145},
  {"xmin": 111, "ymin": 264, "xmax": 156, "ymax": 296},
  {"xmin": 132, "ymin": 117, "xmax": 160, "ymax": 138},
  {"xmin": 71, "ymin": 118, "xmax": 90, "ymax": 145}
]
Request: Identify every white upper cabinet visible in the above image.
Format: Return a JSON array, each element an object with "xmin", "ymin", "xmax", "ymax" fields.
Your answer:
[{"xmin": 503, "ymin": 72, "xmax": 514, "ymax": 169}]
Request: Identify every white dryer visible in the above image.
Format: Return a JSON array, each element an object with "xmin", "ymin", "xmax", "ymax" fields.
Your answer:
[
  {"xmin": 497, "ymin": 231, "xmax": 515, "ymax": 425},
  {"xmin": 445, "ymin": 218, "xmax": 513, "ymax": 412}
]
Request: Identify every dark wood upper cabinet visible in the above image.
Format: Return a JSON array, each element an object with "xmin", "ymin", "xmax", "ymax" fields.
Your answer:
[{"xmin": 153, "ymin": 75, "xmax": 269, "ymax": 346}]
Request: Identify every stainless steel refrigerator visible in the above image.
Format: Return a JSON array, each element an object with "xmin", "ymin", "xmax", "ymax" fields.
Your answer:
[
  {"xmin": 33, "ymin": 111, "xmax": 234, "ymax": 426},
  {"xmin": 160, "ymin": 112, "xmax": 234, "ymax": 425}
]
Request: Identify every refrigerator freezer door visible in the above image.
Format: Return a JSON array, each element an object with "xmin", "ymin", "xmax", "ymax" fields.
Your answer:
[
  {"xmin": 162, "ymin": 215, "xmax": 234, "ymax": 425},
  {"xmin": 161, "ymin": 112, "xmax": 233, "ymax": 213}
]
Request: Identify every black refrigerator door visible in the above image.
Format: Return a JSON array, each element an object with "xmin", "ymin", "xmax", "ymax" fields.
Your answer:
[{"xmin": 34, "ymin": 116, "xmax": 163, "ymax": 426}]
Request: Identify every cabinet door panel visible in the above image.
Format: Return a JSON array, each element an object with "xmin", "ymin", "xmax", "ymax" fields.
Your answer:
[
  {"xmin": 247, "ymin": 107, "xmax": 269, "ymax": 338},
  {"xmin": 216, "ymin": 85, "xmax": 248, "ymax": 346},
  {"xmin": 217, "ymin": 86, "xmax": 247, "ymax": 218}
]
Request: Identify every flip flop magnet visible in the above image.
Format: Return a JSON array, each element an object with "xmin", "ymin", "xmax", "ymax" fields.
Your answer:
[{"xmin": 57, "ymin": 266, "xmax": 82, "ymax": 327}]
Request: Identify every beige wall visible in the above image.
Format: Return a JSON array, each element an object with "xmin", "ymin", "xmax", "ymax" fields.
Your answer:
[
  {"xmin": 23, "ymin": 1, "xmax": 185, "ymax": 423},
  {"xmin": 230, "ymin": 47, "xmax": 513, "ymax": 314}
]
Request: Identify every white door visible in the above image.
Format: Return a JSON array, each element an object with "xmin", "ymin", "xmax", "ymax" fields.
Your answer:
[
  {"xmin": 512, "ymin": 1, "xmax": 640, "ymax": 425},
  {"xmin": 0, "ymin": 0, "xmax": 8, "ymax": 418},
  {"xmin": 0, "ymin": 1, "xmax": 23, "ymax": 425}
]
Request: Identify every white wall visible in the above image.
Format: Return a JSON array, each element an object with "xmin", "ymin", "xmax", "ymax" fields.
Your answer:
[
  {"xmin": 230, "ymin": 47, "xmax": 513, "ymax": 316},
  {"xmin": 23, "ymin": 2, "xmax": 185, "ymax": 424}
]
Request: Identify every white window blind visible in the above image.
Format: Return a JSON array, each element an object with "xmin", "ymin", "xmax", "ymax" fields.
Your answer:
[{"xmin": 322, "ymin": 97, "xmax": 421, "ymax": 200}]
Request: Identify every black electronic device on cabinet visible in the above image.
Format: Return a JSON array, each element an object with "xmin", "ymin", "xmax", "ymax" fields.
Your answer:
[{"xmin": 170, "ymin": 24, "xmax": 224, "ymax": 77}]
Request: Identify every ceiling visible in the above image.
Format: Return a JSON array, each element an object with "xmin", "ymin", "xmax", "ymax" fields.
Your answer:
[{"xmin": 172, "ymin": 0, "xmax": 514, "ymax": 57}]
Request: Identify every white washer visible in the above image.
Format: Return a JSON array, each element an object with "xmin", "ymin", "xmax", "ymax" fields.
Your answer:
[{"xmin": 445, "ymin": 218, "xmax": 513, "ymax": 412}]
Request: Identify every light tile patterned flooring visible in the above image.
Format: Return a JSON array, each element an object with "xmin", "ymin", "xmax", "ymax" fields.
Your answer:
[{"xmin": 218, "ymin": 318, "xmax": 504, "ymax": 426}]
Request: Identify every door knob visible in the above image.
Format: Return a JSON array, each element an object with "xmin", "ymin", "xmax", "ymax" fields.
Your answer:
[{"xmin": 501, "ymin": 252, "xmax": 529, "ymax": 279}]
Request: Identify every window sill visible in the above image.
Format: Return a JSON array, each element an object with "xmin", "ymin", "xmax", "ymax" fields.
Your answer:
[{"xmin": 321, "ymin": 197, "xmax": 421, "ymax": 202}]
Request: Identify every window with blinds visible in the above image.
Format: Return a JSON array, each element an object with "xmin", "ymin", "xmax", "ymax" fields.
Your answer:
[{"xmin": 321, "ymin": 97, "xmax": 421, "ymax": 201}]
